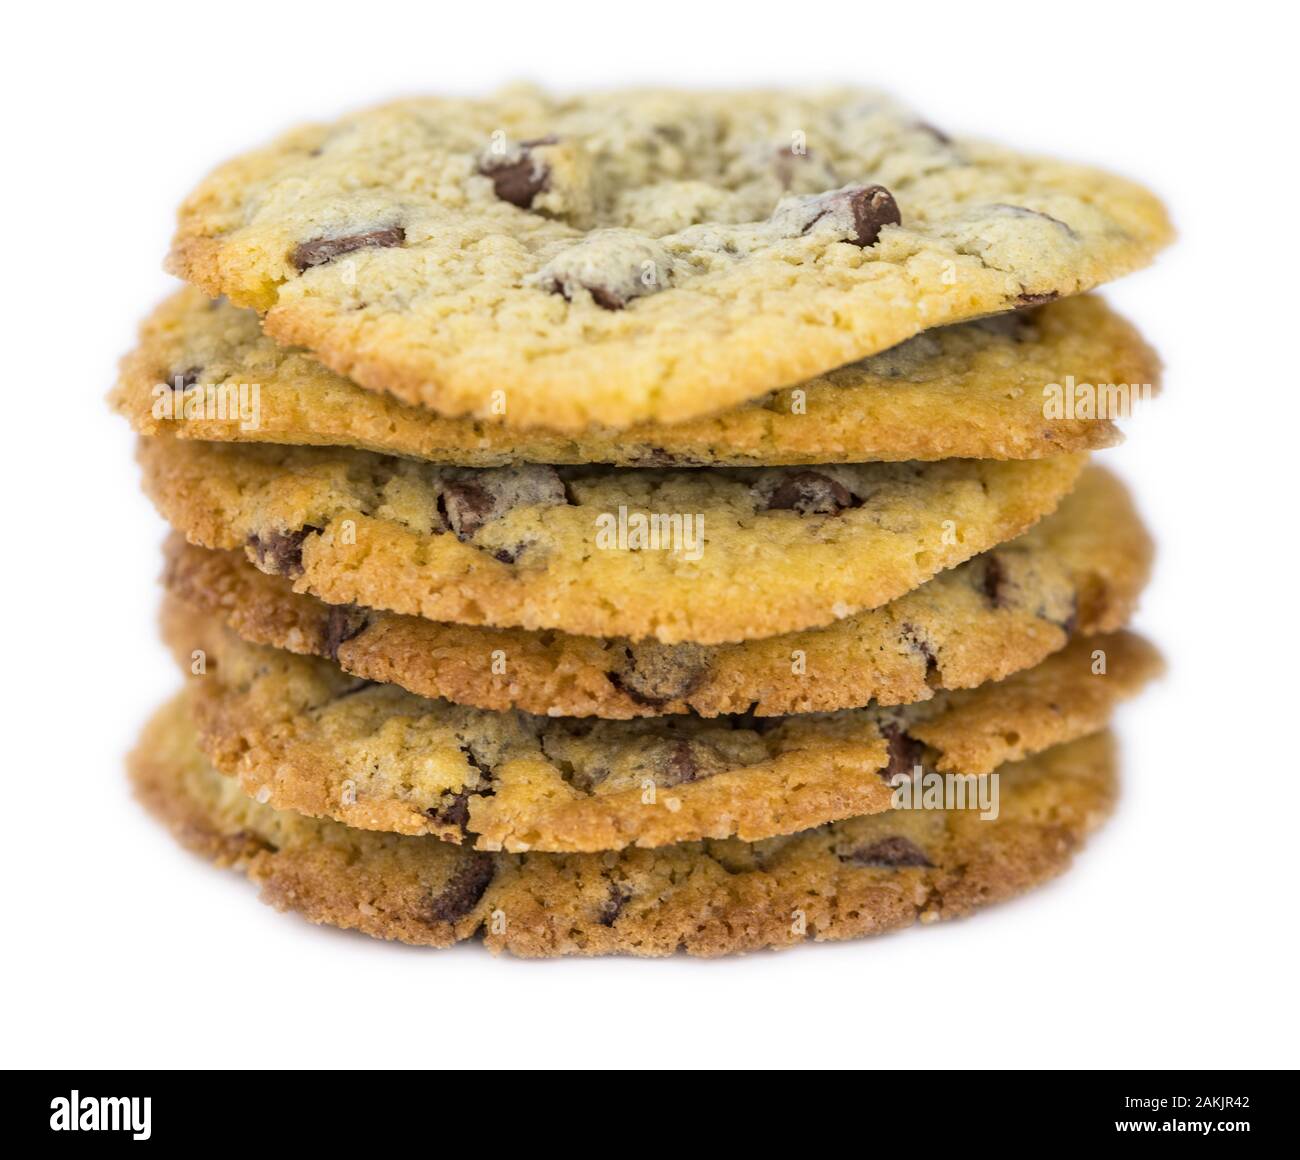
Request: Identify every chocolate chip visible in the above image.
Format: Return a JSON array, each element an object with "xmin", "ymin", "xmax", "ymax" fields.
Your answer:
[
  {"xmin": 843, "ymin": 836, "xmax": 933, "ymax": 868},
  {"xmin": 990, "ymin": 203, "xmax": 1076, "ymax": 237},
  {"xmin": 899, "ymin": 623, "xmax": 938, "ymax": 679},
  {"xmin": 425, "ymin": 745, "xmax": 493, "ymax": 835},
  {"xmin": 227, "ymin": 829, "xmax": 278, "ymax": 854},
  {"xmin": 437, "ymin": 466, "xmax": 568, "ymax": 542},
  {"xmin": 609, "ymin": 641, "xmax": 714, "ymax": 707},
  {"xmin": 565, "ymin": 762, "xmax": 608, "ymax": 793},
  {"xmin": 587, "ymin": 284, "xmax": 629, "ymax": 310},
  {"xmin": 804, "ymin": 184, "xmax": 901, "ymax": 247},
  {"xmin": 291, "ymin": 227, "xmax": 405, "ymax": 272},
  {"xmin": 486, "ymin": 161, "xmax": 547, "ymax": 208},
  {"xmin": 979, "ymin": 554, "xmax": 1010, "ymax": 608},
  {"xmin": 1057, "ymin": 597, "xmax": 1079, "ymax": 637},
  {"xmin": 1030, "ymin": 589, "xmax": 1078, "ymax": 636},
  {"xmin": 460, "ymin": 744, "xmax": 494, "ymax": 779},
  {"xmin": 537, "ymin": 233, "xmax": 672, "ymax": 311},
  {"xmin": 598, "ymin": 882, "xmax": 631, "ymax": 927},
  {"xmin": 972, "ymin": 310, "xmax": 1039, "ymax": 342},
  {"xmin": 878, "ymin": 724, "xmax": 925, "ymax": 785},
  {"xmin": 724, "ymin": 707, "xmax": 782, "ymax": 735},
  {"xmin": 426, "ymin": 854, "xmax": 494, "ymax": 923},
  {"xmin": 428, "ymin": 792, "xmax": 472, "ymax": 832},
  {"xmin": 914, "ymin": 120, "xmax": 952, "ymax": 145},
  {"xmin": 479, "ymin": 135, "xmax": 557, "ymax": 208},
  {"xmin": 664, "ymin": 740, "xmax": 699, "ymax": 784},
  {"xmin": 626, "ymin": 447, "xmax": 702, "ymax": 467},
  {"xmin": 760, "ymin": 470, "xmax": 858, "ymax": 515},
  {"xmin": 1015, "ymin": 291, "xmax": 1060, "ymax": 307},
  {"xmin": 246, "ymin": 526, "xmax": 322, "ymax": 577},
  {"xmin": 438, "ymin": 480, "xmax": 496, "ymax": 541},
  {"xmin": 540, "ymin": 728, "xmax": 733, "ymax": 795},
  {"xmin": 323, "ymin": 604, "xmax": 371, "ymax": 660},
  {"xmin": 845, "ymin": 186, "xmax": 902, "ymax": 246},
  {"xmin": 644, "ymin": 739, "xmax": 733, "ymax": 789},
  {"xmin": 169, "ymin": 366, "xmax": 202, "ymax": 391},
  {"xmin": 860, "ymin": 331, "xmax": 944, "ymax": 380}
]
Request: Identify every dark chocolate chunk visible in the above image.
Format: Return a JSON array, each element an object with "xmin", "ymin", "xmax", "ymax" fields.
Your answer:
[
  {"xmin": 437, "ymin": 466, "xmax": 568, "ymax": 542},
  {"xmin": 990, "ymin": 204, "xmax": 1074, "ymax": 230},
  {"xmin": 664, "ymin": 740, "xmax": 699, "ymax": 784},
  {"xmin": 805, "ymin": 184, "xmax": 901, "ymax": 247},
  {"xmin": 761, "ymin": 470, "xmax": 858, "ymax": 515},
  {"xmin": 627, "ymin": 447, "xmax": 703, "ymax": 467},
  {"xmin": 228, "ymin": 829, "xmax": 279, "ymax": 855},
  {"xmin": 333, "ymin": 678, "xmax": 379, "ymax": 700},
  {"xmin": 460, "ymin": 744, "xmax": 494, "ymax": 779},
  {"xmin": 479, "ymin": 135, "xmax": 557, "ymax": 208},
  {"xmin": 323, "ymin": 604, "xmax": 371, "ymax": 660},
  {"xmin": 424, "ymin": 744, "xmax": 494, "ymax": 834},
  {"xmin": 169, "ymin": 366, "xmax": 202, "ymax": 391},
  {"xmin": 438, "ymin": 479, "xmax": 497, "ymax": 541},
  {"xmin": 426, "ymin": 854, "xmax": 495, "ymax": 923},
  {"xmin": 652, "ymin": 739, "xmax": 730, "ymax": 788},
  {"xmin": 878, "ymin": 724, "xmax": 925, "ymax": 784},
  {"xmin": 428, "ymin": 792, "xmax": 472, "ymax": 832},
  {"xmin": 899, "ymin": 623, "xmax": 939, "ymax": 679},
  {"xmin": 610, "ymin": 641, "xmax": 713, "ymax": 707},
  {"xmin": 539, "ymin": 235, "xmax": 671, "ymax": 311},
  {"xmin": 979, "ymin": 554, "xmax": 1010, "ymax": 608},
  {"xmin": 843, "ymin": 836, "xmax": 933, "ymax": 868},
  {"xmin": 586, "ymin": 284, "xmax": 628, "ymax": 311},
  {"xmin": 1015, "ymin": 290, "xmax": 1061, "ymax": 307},
  {"xmin": 545, "ymin": 276, "xmax": 629, "ymax": 310},
  {"xmin": 914, "ymin": 120, "xmax": 952, "ymax": 145},
  {"xmin": 291, "ymin": 227, "xmax": 405, "ymax": 272},
  {"xmin": 972, "ymin": 310, "xmax": 1039, "ymax": 342},
  {"xmin": 492, "ymin": 543, "xmax": 529, "ymax": 564},
  {"xmin": 724, "ymin": 707, "xmax": 782, "ymax": 735},
  {"xmin": 551, "ymin": 278, "xmax": 622, "ymax": 308},
  {"xmin": 484, "ymin": 159, "xmax": 547, "ymax": 207},
  {"xmin": 598, "ymin": 882, "xmax": 631, "ymax": 927},
  {"xmin": 1056, "ymin": 596, "xmax": 1079, "ymax": 637},
  {"xmin": 246, "ymin": 526, "xmax": 322, "ymax": 577}
]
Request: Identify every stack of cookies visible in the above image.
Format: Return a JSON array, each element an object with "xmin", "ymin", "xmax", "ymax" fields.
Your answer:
[{"xmin": 112, "ymin": 88, "xmax": 1170, "ymax": 957}]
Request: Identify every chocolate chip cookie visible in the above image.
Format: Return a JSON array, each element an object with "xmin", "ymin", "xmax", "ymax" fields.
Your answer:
[
  {"xmin": 135, "ymin": 435, "xmax": 1086, "ymax": 643},
  {"xmin": 113, "ymin": 287, "xmax": 1159, "ymax": 464},
  {"xmin": 130, "ymin": 696, "xmax": 1120, "ymax": 956},
  {"xmin": 162, "ymin": 598, "xmax": 1157, "ymax": 851},
  {"xmin": 160, "ymin": 466, "xmax": 1151, "ymax": 717},
  {"xmin": 167, "ymin": 86, "xmax": 1171, "ymax": 431}
]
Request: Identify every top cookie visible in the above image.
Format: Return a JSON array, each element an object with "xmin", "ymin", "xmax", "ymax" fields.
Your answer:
[{"xmin": 168, "ymin": 86, "xmax": 1171, "ymax": 431}]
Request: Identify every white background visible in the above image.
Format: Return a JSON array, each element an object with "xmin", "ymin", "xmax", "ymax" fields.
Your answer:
[{"xmin": 3, "ymin": 0, "xmax": 1295, "ymax": 1070}]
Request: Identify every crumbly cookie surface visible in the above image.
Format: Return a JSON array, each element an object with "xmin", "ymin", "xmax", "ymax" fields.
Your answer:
[
  {"xmin": 159, "ymin": 466, "xmax": 1151, "ymax": 717},
  {"xmin": 114, "ymin": 288, "xmax": 1158, "ymax": 464},
  {"xmin": 163, "ymin": 602, "xmax": 1156, "ymax": 852},
  {"xmin": 130, "ymin": 698, "xmax": 1119, "ymax": 956},
  {"xmin": 136, "ymin": 435, "xmax": 1085, "ymax": 643},
  {"xmin": 168, "ymin": 86, "xmax": 1171, "ymax": 431}
]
